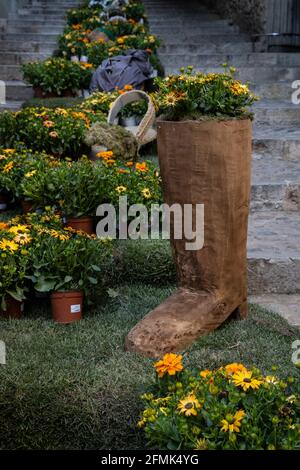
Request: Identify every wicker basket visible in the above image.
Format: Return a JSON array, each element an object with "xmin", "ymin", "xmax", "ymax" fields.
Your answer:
[{"xmin": 107, "ymin": 90, "xmax": 157, "ymax": 149}]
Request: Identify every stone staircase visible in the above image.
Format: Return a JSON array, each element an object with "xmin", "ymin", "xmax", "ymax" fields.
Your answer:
[
  {"xmin": 144, "ymin": 0, "xmax": 300, "ymax": 324},
  {"xmin": 0, "ymin": 0, "xmax": 81, "ymax": 111}
]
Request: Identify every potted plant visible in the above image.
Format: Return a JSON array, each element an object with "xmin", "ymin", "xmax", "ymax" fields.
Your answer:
[
  {"xmin": 126, "ymin": 66, "xmax": 258, "ymax": 357},
  {"xmin": 0, "ymin": 222, "xmax": 32, "ymax": 318},
  {"xmin": 22, "ymin": 58, "xmax": 93, "ymax": 98},
  {"xmin": 0, "ymin": 147, "xmax": 52, "ymax": 213},
  {"xmin": 30, "ymin": 227, "xmax": 113, "ymax": 323}
]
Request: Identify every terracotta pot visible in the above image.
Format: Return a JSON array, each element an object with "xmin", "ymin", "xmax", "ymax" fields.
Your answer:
[
  {"xmin": 0, "ymin": 194, "xmax": 9, "ymax": 212},
  {"xmin": 34, "ymin": 87, "xmax": 76, "ymax": 99},
  {"xmin": 21, "ymin": 199, "xmax": 34, "ymax": 213},
  {"xmin": 0, "ymin": 296, "xmax": 24, "ymax": 319},
  {"xmin": 66, "ymin": 216, "xmax": 94, "ymax": 234},
  {"xmin": 51, "ymin": 291, "xmax": 83, "ymax": 324}
]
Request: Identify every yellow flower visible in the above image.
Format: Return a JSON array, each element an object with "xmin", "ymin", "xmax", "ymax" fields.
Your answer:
[
  {"xmin": 0, "ymin": 239, "xmax": 19, "ymax": 252},
  {"xmin": 14, "ymin": 233, "xmax": 32, "ymax": 245},
  {"xmin": 49, "ymin": 230, "xmax": 70, "ymax": 241},
  {"xmin": 194, "ymin": 438, "xmax": 208, "ymax": 450},
  {"xmin": 2, "ymin": 149, "xmax": 15, "ymax": 154},
  {"xmin": 225, "ymin": 363, "xmax": 248, "ymax": 376},
  {"xmin": 178, "ymin": 394, "xmax": 201, "ymax": 417},
  {"xmin": 116, "ymin": 186, "xmax": 127, "ymax": 194},
  {"xmin": 142, "ymin": 188, "xmax": 151, "ymax": 199},
  {"xmin": 137, "ymin": 420, "xmax": 145, "ymax": 429},
  {"xmin": 232, "ymin": 370, "xmax": 263, "ymax": 392},
  {"xmin": 117, "ymin": 37, "xmax": 125, "ymax": 44},
  {"xmin": 25, "ymin": 170, "xmax": 37, "ymax": 178},
  {"xmin": 230, "ymin": 82, "xmax": 249, "ymax": 96},
  {"xmin": 154, "ymin": 353, "xmax": 183, "ymax": 377},
  {"xmin": 8, "ymin": 224, "xmax": 29, "ymax": 234},
  {"xmin": 265, "ymin": 375, "xmax": 279, "ymax": 385},
  {"xmin": 3, "ymin": 161, "xmax": 14, "ymax": 173},
  {"xmin": 220, "ymin": 409, "xmax": 246, "ymax": 433},
  {"xmin": 162, "ymin": 91, "xmax": 186, "ymax": 107},
  {"xmin": 123, "ymin": 84, "xmax": 133, "ymax": 91}
]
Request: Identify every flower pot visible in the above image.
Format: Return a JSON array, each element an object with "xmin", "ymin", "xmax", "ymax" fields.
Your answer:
[
  {"xmin": 66, "ymin": 216, "xmax": 94, "ymax": 235},
  {"xmin": 0, "ymin": 194, "xmax": 9, "ymax": 212},
  {"xmin": 62, "ymin": 89, "xmax": 77, "ymax": 97},
  {"xmin": 33, "ymin": 87, "xmax": 57, "ymax": 99},
  {"xmin": 120, "ymin": 116, "xmax": 137, "ymax": 127},
  {"xmin": 0, "ymin": 296, "xmax": 24, "ymax": 319},
  {"xmin": 51, "ymin": 291, "xmax": 83, "ymax": 324},
  {"xmin": 21, "ymin": 199, "xmax": 34, "ymax": 213}
]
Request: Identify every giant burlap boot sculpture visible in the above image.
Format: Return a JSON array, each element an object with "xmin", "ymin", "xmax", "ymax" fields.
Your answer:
[{"xmin": 126, "ymin": 119, "xmax": 252, "ymax": 358}]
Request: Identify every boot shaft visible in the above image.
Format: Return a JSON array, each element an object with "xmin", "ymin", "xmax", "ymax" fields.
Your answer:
[{"xmin": 157, "ymin": 119, "xmax": 252, "ymax": 294}]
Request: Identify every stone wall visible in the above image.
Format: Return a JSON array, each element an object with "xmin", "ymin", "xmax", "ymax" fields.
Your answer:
[{"xmin": 202, "ymin": 0, "xmax": 267, "ymax": 34}]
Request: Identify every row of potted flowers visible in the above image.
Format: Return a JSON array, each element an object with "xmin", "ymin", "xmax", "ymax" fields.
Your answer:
[
  {"xmin": 0, "ymin": 213, "xmax": 113, "ymax": 323},
  {"xmin": 0, "ymin": 148, "xmax": 162, "ymax": 229}
]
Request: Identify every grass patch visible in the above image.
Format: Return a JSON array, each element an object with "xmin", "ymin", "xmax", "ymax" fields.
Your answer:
[
  {"xmin": 0, "ymin": 284, "xmax": 299, "ymax": 449},
  {"xmin": 22, "ymin": 97, "xmax": 84, "ymax": 110}
]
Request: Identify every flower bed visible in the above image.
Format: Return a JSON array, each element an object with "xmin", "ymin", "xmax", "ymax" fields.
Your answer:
[{"xmin": 138, "ymin": 354, "xmax": 300, "ymax": 450}]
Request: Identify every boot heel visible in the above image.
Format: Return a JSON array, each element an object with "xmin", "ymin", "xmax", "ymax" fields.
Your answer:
[{"xmin": 232, "ymin": 300, "xmax": 248, "ymax": 320}]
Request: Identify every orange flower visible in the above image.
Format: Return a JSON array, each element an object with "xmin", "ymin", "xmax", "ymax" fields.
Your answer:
[
  {"xmin": 118, "ymin": 169, "xmax": 129, "ymax": 174},
  {"xmin": 96, "ymin": 150, "xmax": 114, "ymax": 160},
  {"xmin": 124, "ymin": 84, "xmax": 133, "ymax": 91},
  {"xmin": 154, "ymin": 353, "xmax": 183, "ymax": 378},
  {"xmin": 0, "ymin": 222, "xmax": 9, "ymax": 231},
  {"xmin": 225, "ymin": 363, "xmax": 248, "ymax": 376},
  {"xmin": 72, "ymin": 24, "xmax": 82, "ymax": 30},
  {"xmin": 125, "ymin": 161, "xmax": 133, "ymax": 167},
  {"xmin": 136, "ymin": 161, "xmax": 148, "ymax": 172},
  {"xmin": 200, "ymin": 369, "xmax": 212, "ymax": 379}
]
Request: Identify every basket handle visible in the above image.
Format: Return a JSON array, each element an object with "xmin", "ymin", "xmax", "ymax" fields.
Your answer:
[{"xmin": 107, "ymin": 90, "xmax": 156, "ymax": 143}]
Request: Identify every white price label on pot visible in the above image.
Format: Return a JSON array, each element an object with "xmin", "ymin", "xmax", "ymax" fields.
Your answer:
[{"xmin": 70, "ymin": 304, "xmax": 81, "ymax": 314}]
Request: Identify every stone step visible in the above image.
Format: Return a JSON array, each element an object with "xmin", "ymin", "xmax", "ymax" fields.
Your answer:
[
  {"xmin": 0, "ymin": 101, "xmax": 23, "ymax": 112},
  {"xmin": 253, "ymin": 126, "xmax": 300, "ymax": 160},
  {"xmin": 252, "ymin": 81, "xmax": 296, "ymax": 101},
  {"xmin": 0, "ymin": 51, "xmax": 51, "ymax": 66},
  {"xmin": 160, "ymin": 42, "xmax": 254, "ymax": 54},
  {"xmin": 6, "ymin": 25, "xmax": 65, "ymax": 34},
  {"xmin": 4, "ymin": 81, "xmax": 33, "ymax": 101},
  {"xmin": 0, "ymin": 40, "xmax": 57, "ymax": 53},
  {"xmin": 14, "ymin": 10, "xmax": 69, "ymax": 18},
  {"xmin": 159, "ymin": 52, "xmax": 300, "ymax": 67},
  {"xmin": 1, "ymin": 33, "xmax": 62, "ymax": 42},
  {"xmin": 151, "ymin": 25, "xmax": 240, "ymax": 35},
  {"xmin": 249, "ymin": 294, "xmax": 300, "ymax": 326},
  {"xmin": 7, "ymin": 19, "xmax": 66, "ymax": 28},
  {"xmin": 251, "ymin": 155, "xmax": 300, "ymax": 211},
  {"xmin": 164, "ymin": 65, "xmax": 300, "ymax": 82},
  {"xmin": 155, "ymin": 31, "xmax": 246, "ymax": 41},
  {"xmin": 253, "ymin": 103, "xmax": 300, "ymax": 126},
  {"xmin": 0, "ymin": 66, "xmax": 23, "ymax": 81},
  {"xmin": 247, "ymin": 210, "xmax": 300, "ymax": 294}
]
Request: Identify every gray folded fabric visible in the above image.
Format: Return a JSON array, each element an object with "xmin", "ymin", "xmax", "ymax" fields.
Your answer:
[{"xmin": 90, "ymin": 49, "xmax": 153, "ymax": 92}]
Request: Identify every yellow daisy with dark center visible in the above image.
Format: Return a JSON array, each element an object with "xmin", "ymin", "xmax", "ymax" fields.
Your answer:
[
  {"xmin": 178, "ymin": 394, "xmax": 201, "ymax": 417},
  {"xmin": 232, "ymin": 370, "xmax": 263, "ymax": 392}
]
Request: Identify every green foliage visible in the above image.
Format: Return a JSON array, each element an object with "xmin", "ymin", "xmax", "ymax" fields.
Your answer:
[
  {"xmin": 0, "ymin": 112, "xmax": 17, "ymax": 148},
  {"xmin": 0, "ymin": 107, "xmax": 106, "ymax": 158},
  {"xmin": 22, "ymin": 58, "xmax": 94, "ymax": 95},
  {"xmin": 22, "ymin": 97, "xmax": 84, "ymax": 110},
  {"xmin": 30, "ymin": 229, "xmax": 113, "ymax": 294},
  {"xmin": 0, "ymin": 147, "xmax": 52, "ymax": 199},
  {"xmin": 139, "ymin": 358, "xmax": 300, "ymax": 450},
  {"xmin": 154, "ymin": 66, "xmax": 259, "ymax": 121},
  {"xmin": 113, "ymin": 239, "xmax": 176, "ymax": 285}
]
